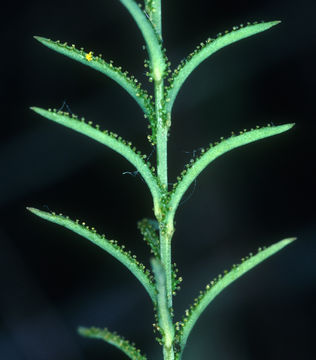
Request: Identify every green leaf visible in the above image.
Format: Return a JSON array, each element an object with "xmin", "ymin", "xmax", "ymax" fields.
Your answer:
[
  {"xmin": 33, "ymin": 36, "xmax": 154, "ymax": 122},
  {"xmin": 79, "ymin": 326, "xmax": 147, "ymax": 360},
  {"xmin": 168, "ymin": 123, "xmax": 294, "ymax": 221},
  {"xmin": 30, "ymin": 107, "xmax": 160, "ymax": 205},
  {"xmin": 166, "ymin": 21, "xmax": 280, "ymax": 114},
  {"xmin": 176, "ymin": 237, "xmax": 296, "ymax": 358},
  {"xmin": 27, "ymin": 207, "xmax": 156, "ymax": 303},
  {"xmin": 119, "ymin": 0, "xmax": 166, "ymax": 82}
]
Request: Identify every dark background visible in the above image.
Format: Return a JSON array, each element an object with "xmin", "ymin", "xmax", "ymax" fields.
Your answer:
[{"xmin": 1, "ymin": 0, "xmax": 315, "ymax": 359}]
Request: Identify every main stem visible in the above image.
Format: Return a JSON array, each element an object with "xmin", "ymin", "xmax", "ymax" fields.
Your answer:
[
  {"xmin": 156, "ymin": 84, "xmax": 168, "ymax": 187},
  {"xmin": 153, "ymin": 3, "xmax": 172, "ymax": 309},
  {"xmin": 152, "ymin": 2, "xmax": 174, "ymax": 359},
  {"xmin": 155, "ymin": 78, "xmax": 173, "ymax": 296},
  {"xmin": 155, "ymin": 78, "xmax": 174, "ymax": 360}
]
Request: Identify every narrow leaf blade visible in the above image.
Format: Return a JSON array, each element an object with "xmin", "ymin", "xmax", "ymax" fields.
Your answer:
[
  {"xmin": 176, "ymin": 237, "xmax": 296, "ymax": 356},
  {"xmin": 30, "ymin": 107, "xmax": 160, "ymax": 203},
  {"xmin": 119, "ymin": 0, "xmax": 166, "ymax": 81},
  {"xmin": 27, "ymin": 207, "xmax": 156, "ymax": 303},
  {"xmin": 79, "ymin": 326, "xmax": 147, "ymax": 360},
  {"xmin": 166, "ymin": 21, "xmax": 280, "ymax": 113},
  {"xmin": 34, "ymin": 36, "xmax": 154, "ymax": 119},
  {"xmin": 169, "ymin": 123, "xmax": 294, "ymax": 220}
]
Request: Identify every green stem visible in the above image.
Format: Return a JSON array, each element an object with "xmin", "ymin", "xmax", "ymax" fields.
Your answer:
[
  {"xmin": 156, "ymin": 82, "xmax": 175, "ymax": 360},
  {"xmin": 163, "ymin": 346, "xmax": 175, "ymax": 360},
  {"xmin": 159, "ymin": 229, "xmax": 172, "ymax": 306},
  {"xmin": 156, "ymin": 81, "xmax": 168, "ymax": 187},
  {"xmin": 155, "ymin": 79, "xmax": 173, "ymax": 305},
  {"xmin": 155, "ymin": 77, "xmax": 174, "ymax": 345},
  {"xmin": 151, "ymin": 259, "xmax": 174, "ymax": 358},
  {"xmin": 152, "ymin": 6, "xmax": 174, "ymax": 359}
]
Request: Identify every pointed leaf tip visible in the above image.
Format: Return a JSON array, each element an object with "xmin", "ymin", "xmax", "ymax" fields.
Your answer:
[
  {"xmin": 26, "ymin": 206, "xmax": 38, "ymax": 214},
  {"xmin": 78, "ymin": 326, "xmax": 89, "ymax": 337},
  {"xmin": 283, "ymin": 237, "xmax": 297, "ymax": 244},
  {"xmin": 285, "ymin": 123, "xmax": 295, "ymax": 129},
  {"xmin": 33, "ymin": 35, "xmax": 48, "ymax": 43},
  {"xmin": 30, "ymin": 106, "xmax": 43, "ymax": 115}
]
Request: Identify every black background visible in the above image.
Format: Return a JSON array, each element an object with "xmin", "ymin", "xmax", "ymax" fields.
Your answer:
[{"xmin": 1, "ymin": 0, "xmax": 315, "ymax": 359}]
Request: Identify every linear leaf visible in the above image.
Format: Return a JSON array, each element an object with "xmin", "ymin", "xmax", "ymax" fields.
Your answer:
[
  {"xmin": 119, "ymin": 0, "xmax": 166, "ymax": 82},
  {"xmin": 176, "ymin": 237, "xmax": 296, "ymax": 358},
  {"xmin": 27, "ymin": 207, "xmax": 156, "ymax": 303},
  {"xmin": 137, "ymin": 218, "xmax": 160, "ymax": 257},
  {"xmin": 34, "ymin": 36, "xmax": 154, "ymax": 121},
  {"xmin": 79, "ymin": 326, "xmax": 147, "ymax": 360},
  {"xmin": 166, "ymin": 21, "xmax": 280, "ymax": 113},
  {"xmin": 30, "ymin": 107, "xmax": 160, "ymax": 204},
  {"xmin": 169, "ymin": 123, "xmax": 294, "ymax": 221}
]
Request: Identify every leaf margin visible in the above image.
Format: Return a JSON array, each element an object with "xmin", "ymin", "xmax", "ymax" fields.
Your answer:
[
  {"xmin": 168, "ymin": 123, "xmax": 295, "ymax": 222},
  {"xmin": 175, "ymin": 237, "xmax": 297, "ymax": 358},
  {"xmin": 166, "ymin": 21, "xmax": 281, "ymax": 114},
  {"xmin": 27, "ymin": 207, "xmax": 157, "ymax": 303},
  {"xmin": 79, "ymin": 326, "xmax": 147, "ymax": 360},
  {"xmin": 30, "ymin": 106, "xmax": 161, "ymax": 205},
  {"xmin": 34, "ymin": 36, "xmax": 155, "ymax": 123}
]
